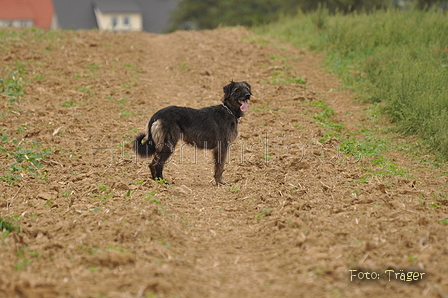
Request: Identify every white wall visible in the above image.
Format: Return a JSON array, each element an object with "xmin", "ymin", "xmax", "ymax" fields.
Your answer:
[{"xmin": 94, "ymin": 8, "xmax": 142, "ymax": 32}]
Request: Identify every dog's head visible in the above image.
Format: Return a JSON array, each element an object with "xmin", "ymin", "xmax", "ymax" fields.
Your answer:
[{"xmin": 223, "ymin": 81, "xmax": 251, "ymax": 116}]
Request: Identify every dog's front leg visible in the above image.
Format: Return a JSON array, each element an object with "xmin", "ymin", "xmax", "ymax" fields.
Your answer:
[
  {"xmin": 149, "ymin": 160, "xmax": 158, "ymax": 179},
  {"xmin": 213, "ymin": 144, "xmax": 227, "ymax": 185}
]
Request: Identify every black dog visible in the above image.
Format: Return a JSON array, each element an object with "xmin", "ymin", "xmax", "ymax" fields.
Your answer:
[{"xmin": 134, "ymin": 81, "xmax": 251, "ymax": 185}]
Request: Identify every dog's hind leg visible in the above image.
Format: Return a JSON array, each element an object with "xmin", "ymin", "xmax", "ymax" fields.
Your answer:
[
  {"xmin": 213, "ymin": 141, "xmax": 228, "ymax": 185},
  {"xmin": 150, "ymin": 143, "xmax": 173, "ymax": 182},
  {"xmin": 150, "ymin": 123, "xmax": 180, "ymax": 183}
]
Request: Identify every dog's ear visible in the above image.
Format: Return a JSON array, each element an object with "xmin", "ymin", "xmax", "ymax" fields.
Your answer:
[
  {"xmin": 223, "ymin": 81, "xmax": 235, "ymax": 99},
  {"xmin": 242, "ymin": 81, "xmax": 252, "ymax": 94}
]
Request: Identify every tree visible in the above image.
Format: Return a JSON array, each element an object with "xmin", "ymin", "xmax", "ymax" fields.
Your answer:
[
  {"xmin": 170, "ymin": 0, "xmax": 301, "ymax": 31},
  {"xmin": 297, "ymin": 0, "xmax": 390, "ymax": 13},
  {"xmin": 169, "ymin": 0, "xmax": 393, "ymax": 31},
  {"xmin": 415, "ymin": 0, "xmax": 447, "ymax": 10}
]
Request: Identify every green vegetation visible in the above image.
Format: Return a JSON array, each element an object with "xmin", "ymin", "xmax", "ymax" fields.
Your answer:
[
  {"xmin": 255, "ymin": 208, "xmax": 271, "ymax": 220},
  {"xmin": 170, "ymin": 0, "xmax": 395, "ymax": 31},
  {"xmin": 15, "ymin": 246, "xmax": 32, "ymax": 271},
  {"xmin": 0, "ymin": 62, "xmax": 26, "ymax": 109},
  {"xmin": 90, "ymin": 183, "xmax": 114, "ymax": 202},
  {"xmin": 255, "ymin": 7, "xmax": 448, "ymax": 160},
  {"xmin": 61, "ymin": 100, "xmax": 80, "ymax": 108},
  {"xmin": 154, "ymin": 177, "xmax": 169, "ymax": 185},
  {"xmin": 0, "ymin": 216, "xmax": 21, "ymax": 234},
  {"xmin": 229, "ymin": 185, "xmax": 240, "ymax": 192},
  {"xmin": 308, "ymin": 100, "xmax": 344, "ymax": 142},
  {"xmin": 263, "ymin": 55, "xmax": 308, "ymax": 85},
  {"xmin": 143, "ymin": 190, "xmax": 158, "ymax": 203},
  {"xmin": 0, "ymin": 131, "xmax": 51, "ymax": 184},
  {"xmin": 298, "ymin": 98, "xmax": 408, "ymax": 182},
  {"xmin": 120, "ymin": 110, "xmax": 137, "ymax": 117}
]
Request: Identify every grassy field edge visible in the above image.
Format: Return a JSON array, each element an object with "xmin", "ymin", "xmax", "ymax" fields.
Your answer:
[{"xmin": 254, "ymin": 7, "xmax": 448, "ymax": 162}]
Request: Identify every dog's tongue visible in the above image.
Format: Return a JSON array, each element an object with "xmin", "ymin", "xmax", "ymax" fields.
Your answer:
[{"xmin": 240, "ymin": 100, "xmax": 249, "ymax": 112}]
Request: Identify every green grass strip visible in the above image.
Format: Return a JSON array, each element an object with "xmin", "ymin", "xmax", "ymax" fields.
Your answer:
[{"xmin": 255, "ymin": 7, "xmax": 448, "ymax": 160}]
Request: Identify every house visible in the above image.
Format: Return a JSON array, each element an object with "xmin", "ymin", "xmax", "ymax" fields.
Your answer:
[
  {"xmin": 93, "ymin": 0, "xmax": 142, "ymax": 32},
  {"xmin": 52, "ymin": 0, "xmax": 178, "ymax": 33},
  {"xmin": 0, "ymin": 0, "xmax": 55, "ymax": 29}
]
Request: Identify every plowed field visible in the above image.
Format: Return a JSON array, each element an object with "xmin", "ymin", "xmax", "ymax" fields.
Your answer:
[{"xmin": 0, "ymin": 27, "xmax": 447, "ymax": 298}]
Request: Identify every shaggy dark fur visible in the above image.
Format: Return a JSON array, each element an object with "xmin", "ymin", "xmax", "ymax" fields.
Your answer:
[{"xmin": 134, "ymin": 81, "xmax": 251, "ymax": 185}]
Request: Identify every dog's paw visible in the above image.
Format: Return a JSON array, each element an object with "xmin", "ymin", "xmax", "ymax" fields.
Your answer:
[{"xmin": 215, "ymin": 179, "xmax": 228, "ymax": 185}]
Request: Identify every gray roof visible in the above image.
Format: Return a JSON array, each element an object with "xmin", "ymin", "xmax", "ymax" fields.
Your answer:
[
  {"xmin": 137, "ymin": 0, "xmax": 178, "ymax": 33},
  {"xmin": 53, "ymin": 0, "xmax": 97, "ymax": 30},
  {"xmin": 93, "ymin": 0, "xmax": 140, "ymax": 13}
]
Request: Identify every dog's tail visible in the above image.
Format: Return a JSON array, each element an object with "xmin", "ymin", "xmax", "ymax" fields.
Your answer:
[{"xmin": 134, "ymin": 132, "xmax": 156, "ymax": 158}]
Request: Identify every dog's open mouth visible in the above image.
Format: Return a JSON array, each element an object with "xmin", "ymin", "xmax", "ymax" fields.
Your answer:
[{"xmin": 239, "ymin": 99, "xmax": 249, "ymax": 112}]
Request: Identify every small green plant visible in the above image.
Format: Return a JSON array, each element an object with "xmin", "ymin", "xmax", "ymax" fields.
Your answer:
[
  {"xmin": 429, "ymin": 201, "xmax": 441, "ymax": 208},
  {"xmin": 0, "ymin": 216, "xmax": 21, "ymax": 233},
  {"xmin": 90, "ymin": 184, "xmax": 114, "ymax": 201},
  {"xmin": 252, "ymin": 103, "xmax": 275, "ymax": 112},
  {"xmin": 44, "ymin": 199, "xmax": 57, "ymax": 208},
  {"xmin": 155, "ymin": 177, "xmax": 169, "ymax": 185},
  {"xmin": 78, "ymin": 244, "xmax": 100, "ymax": 256},
  {"xmin": 106, "ymin": 245, "xmax": 128, "ymax": 253},
  {"xmin": 312, "ymin": 265, "xmax": 323, "ymax": 276},
  {"xmin": 15, "ymin": 258, "xmax": 31, "ymax": 271},
  {"xmin": 262, "ymin": 154, "xmax": 273, "ymax": 161},
  {"xmin": 157, "ymin": 238, "xmax": 171, "ymax": 249},
  {"xmin": 229, "ymin": 185, "xmax": 240, "ymax": 192},
  {"xmin": 407, "ymin": 254, "xmax": 418, "ymax": 264},
  {"xmin": 116, "ymin": 97, "xmax": 129, "ymax": 110},
  {"xmin": 120, "ymin": 110, "xmax": 137, "ymax": 117},
  {"xmin": 145, "ymin": 291, "xmax": 159, "ymax": 298},
  {"xmin": 0, "ymin": 64, "xmax": 26, "ymax": 107},
  {"xmin": 61, "ymin": 100, "xmax": 79, "ymax": 107},
  {"xmin": 86, "ymin": 63, "xmax": 100, "ymax": 70},
  {"xmin": 255, "ymin": 208, "xmax": 271, "ymax": 220},
  {"xmin": 178, "ymin": 61, "xmax": 188, "ymax": 70},
  {"xmin": 0, "ymin": 133, "xmax": 51, "ymax": 184},
  {"xmin": 33, "ymin": 73, "xmax": 45, "ymax": 82},
  {"xmin": 15, "ymin": 124, "xmax": 28, "ymax": 134},
  {"xmin": 15, "ymin": 246, "xmax": 31, "ymax": 271},
  {"xmin": 89, "ymin": 266, "xmax": 99, "ymax": 273},
  {"xmin": 143, "ymin": 190, "xmax": 158, "ymax": 203},
  {"xmin": 75, "ymin": 85, "xmax": 93, "ymax": 94}
]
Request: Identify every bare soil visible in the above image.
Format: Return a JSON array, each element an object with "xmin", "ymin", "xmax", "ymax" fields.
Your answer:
[{"xmin": 0, "ymin": 27, "xmax": 447, "ymax": 298}]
